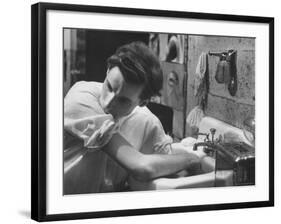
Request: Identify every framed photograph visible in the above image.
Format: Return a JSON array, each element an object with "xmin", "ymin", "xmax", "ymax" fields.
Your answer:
[{"xmin": 31, "ymin": 2, "xmax": 274, "ymax": 222}]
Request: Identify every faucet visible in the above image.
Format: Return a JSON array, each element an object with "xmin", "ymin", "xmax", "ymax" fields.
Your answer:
[
  {"xmin": 193, "ymin": 128, "xmax": 226, "ymax": 186},
  {"xmin": 193, "ymin": 128, "xmax": 224, "ymax": 154},
  {"xmin": 192, "ymin": 128, "xmax": 232, "ymax": 170},
  {"xmin": 193, "ymin": 128, "xmax": 255, "ymax": 186}
]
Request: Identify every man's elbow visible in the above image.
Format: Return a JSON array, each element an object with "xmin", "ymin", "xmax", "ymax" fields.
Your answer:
[{"xmin": 130, "ymin": 162, "xmax": 156, "ymax": 182}]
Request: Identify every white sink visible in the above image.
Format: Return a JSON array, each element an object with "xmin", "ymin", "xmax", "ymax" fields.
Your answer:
[
  {"xmin": 139, "ymin": 138, "xmax": 234, "ymax": 190},
  {"xmin": 168, "ymin": 115, "xmax": 253, "ymax": 189}
]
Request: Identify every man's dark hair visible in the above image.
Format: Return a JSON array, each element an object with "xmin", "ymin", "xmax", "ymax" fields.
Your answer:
[{"xmin": 107, "ymin": 41, "xmax": 163, "ymax": 101}]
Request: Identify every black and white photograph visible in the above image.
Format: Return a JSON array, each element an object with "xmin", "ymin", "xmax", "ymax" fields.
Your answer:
[
  {"xmin": 30, "ymin": 2, "xmax": 274, "ymax": 222},
  {"xmin": 1, "ymin": 0, "xmax": 280, "ymax": 223},
  {"xmin": 63, "ymin": 28, "xmax": 256, "ymax": 195}
]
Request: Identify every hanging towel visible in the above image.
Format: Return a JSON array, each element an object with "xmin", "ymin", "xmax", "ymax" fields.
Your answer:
[
  {"xmin": 194, "ymin": 52, "xmax": 208, "ymax": 96},
  {"xmin": 186, "ymin": 106, "xmax": 204, "ymax": 127},
  {"xmin": 193, "ymin": 52, "xmax": 209, "ymax": 110},
  {"xmin": 185, "ymin": 105, "xmax": 205, "ymax": 137}
]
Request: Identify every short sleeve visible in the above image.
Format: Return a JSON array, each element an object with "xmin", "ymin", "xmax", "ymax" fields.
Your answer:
[
  {"xmin": 142, "ymin": 116, "xmax": 173, "ymax": 154},
  {"xmin": 117, "ymin": 106, "xmax": 173, "ymax": 154}
]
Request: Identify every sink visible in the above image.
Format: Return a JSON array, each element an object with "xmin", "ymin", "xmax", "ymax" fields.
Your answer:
[
  {"xmin": 135, "ymin": 138, "xmax": 234, "ymax": 190},
  {"xmin": 133, "ymin": 115, "xmax": 252, "ymax": 191},
  {"xmin": 169, "ymin": 115, "xmax": 254, "ymax": 189},
  {"xmin": 129, "ymin": 140, "xmax": 217, "ymax": 190}
]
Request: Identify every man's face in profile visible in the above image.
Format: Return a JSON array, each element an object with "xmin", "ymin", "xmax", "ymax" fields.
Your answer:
[{"xmin": 99, "ymin": 66, "xmax": 144, "ymax": 120}]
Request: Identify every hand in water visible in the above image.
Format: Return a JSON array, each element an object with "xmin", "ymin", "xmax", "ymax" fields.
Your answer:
[
  {"xmin": 171, "ymin": 142, "xmax": 203, "ymax": 175},
  {"xmin": 185, "ymin": 154, "xmax": 202, "ymax": 175}
]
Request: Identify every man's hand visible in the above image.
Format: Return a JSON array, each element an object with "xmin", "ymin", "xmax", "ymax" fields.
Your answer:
[
  {"xmin": 185, "ymin": 154, "xmax": 202, "ymax": 175},
  {"xmin": 171, "ymin": 143, "xmax": 204, "ymax": 175},
  {"xmin": 85, "ymin": 120, "xmax": 116, "ymax": 151},
  {"xmin": 171, "ymin": 142, "xmax": 205, "ymax": 159}
]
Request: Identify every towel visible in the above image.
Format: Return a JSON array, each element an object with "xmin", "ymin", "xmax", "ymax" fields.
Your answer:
[
  {"xmin": 186, "ymin": 106, "xmax": 204, "ymax": 138},
  {"xmin": 194, "ymin": 52, "xmax": 208, "ymax": 96},
  {"xmin": 193, "ymin": 52, "xmax": 209, "ymax": 110},
  {"xmin": 185, "ymin": 105, "xmax": 205, "ymax": 138},
  {"xmin": 65, "ymin": 114, "xmax": 118, "ymax": 150},
  {"xmin": 186, "ymin": 106, "xmax": 204, "ymax": 128}
]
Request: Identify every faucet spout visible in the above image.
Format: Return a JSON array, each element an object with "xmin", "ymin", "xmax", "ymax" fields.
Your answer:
[
  {"xmin": 193, "ymin": 141, "xmax": 233, "ymax": 162},
  {"xmin": 193, "ymin": 142, "xmax": 214, "ymax": 151}
]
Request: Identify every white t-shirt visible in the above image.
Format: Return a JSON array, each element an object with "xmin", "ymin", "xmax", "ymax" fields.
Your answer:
[{"xmin": 64, "ymin": 81, "xmax": 172, "ymax": 194}]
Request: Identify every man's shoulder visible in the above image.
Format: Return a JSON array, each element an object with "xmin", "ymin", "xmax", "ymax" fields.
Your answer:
[
  {"xmin": 130, "ymin": 106, "xmax": 160, "ymax": 124},
  {"xmin": 69, "ymin": 81, "xmax": 102, "ymax": 96},
  {"xmin": 64, "ymin": 81, "xmax": 104, "ymax": 118}
]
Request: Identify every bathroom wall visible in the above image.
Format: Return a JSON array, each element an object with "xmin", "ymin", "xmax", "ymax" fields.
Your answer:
[
  {"xmin": 160, "ymin": 61, "xmax": 186, "ymax": 139},
  {"xmin": 150, "ymin": 34, "xmax": 187, "ymax": 140},
  {"xmin": 186, "ymin": 35, "xmax": 255, "ymax": 135}
]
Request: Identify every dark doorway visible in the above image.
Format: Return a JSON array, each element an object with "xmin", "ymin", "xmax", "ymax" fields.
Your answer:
[{"xmin": 85, "ymin": 30, "xmax": 149, "ymax": 82}]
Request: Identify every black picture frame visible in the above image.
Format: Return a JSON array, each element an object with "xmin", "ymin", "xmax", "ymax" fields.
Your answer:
[{"xmin": 31, "ymin": 2, "xmax": 274, "ymax": 222}]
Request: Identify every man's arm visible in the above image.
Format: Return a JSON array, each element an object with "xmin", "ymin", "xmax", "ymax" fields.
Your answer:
[
  {"xmin": 128, "ymin": 143, "xmax": 217, "ymax": 191},
  {"xmin": 102, "ymin": 133, "xmax": 200, "ymax": 182}
]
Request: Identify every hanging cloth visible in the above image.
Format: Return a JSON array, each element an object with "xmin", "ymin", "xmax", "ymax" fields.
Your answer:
[
  {"xmin": 186, "ymin": 105, "xmax": 204, "ymax": 127},
  {"xmin": 193, "ymin": 52, "xmax": 209, "ymax": 110},
  {"xmin": 194, "ymin": 52, "xmax": 207, "ymax": 96}
]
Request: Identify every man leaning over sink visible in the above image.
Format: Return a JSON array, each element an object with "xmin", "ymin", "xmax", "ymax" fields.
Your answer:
[{"xmin": 64, "ymin": 41, "xmax": 207, "ymax": 193}]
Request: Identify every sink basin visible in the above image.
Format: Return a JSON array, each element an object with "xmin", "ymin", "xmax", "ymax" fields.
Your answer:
[{"xmin": 160, "ymin": 115, "xmax": 254, "ymax": 190}]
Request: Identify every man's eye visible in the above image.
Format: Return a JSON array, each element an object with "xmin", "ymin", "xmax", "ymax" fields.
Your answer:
[{"xmin": 107, "ymin": 81, "xmax": 113, "ymax": 91}]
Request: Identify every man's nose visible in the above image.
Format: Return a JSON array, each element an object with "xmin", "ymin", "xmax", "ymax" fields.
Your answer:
[{"xmin": 104, "ymin": 92, "xmax": 115, "ymax": 109}]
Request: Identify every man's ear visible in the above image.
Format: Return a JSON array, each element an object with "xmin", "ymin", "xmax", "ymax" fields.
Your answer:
[
  {"xmin": 139, "ymin": 99, "xmax": 149, "ymax": 107},
  {"xmin": 106, "ymin": 68, "xmax": 110, "ymax": 75}
]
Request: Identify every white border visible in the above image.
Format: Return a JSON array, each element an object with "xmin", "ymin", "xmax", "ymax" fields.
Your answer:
[{"xmin": 46, "ymin": 10, "xmax": 269, "ymax": 215}]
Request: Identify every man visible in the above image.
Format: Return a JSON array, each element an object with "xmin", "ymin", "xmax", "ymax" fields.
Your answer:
[{"xmin": 64, "ymin": 41, "xmax": 201, "ymax": 194}]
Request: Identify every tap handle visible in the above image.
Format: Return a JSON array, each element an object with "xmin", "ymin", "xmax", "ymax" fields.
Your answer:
[
  {"xmin": 204, "ymin": 134, "xmax": 210, "ymax": 142},
  {"xmin": 210, "ymin": 128, "xmax": 216, "ymax": 135},
  {"xmin": 215, "ymin": 134, "xmax": 223, "ymax": 143},
  {"xmin": 210, "ymin": 128, "xmax": 216, "ymax": 142}
]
